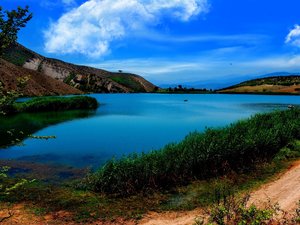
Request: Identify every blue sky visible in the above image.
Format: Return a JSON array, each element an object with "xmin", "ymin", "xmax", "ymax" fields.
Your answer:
[{"xmin": 2, "ymin": 0, "xmax": 300, "ymax": 86}]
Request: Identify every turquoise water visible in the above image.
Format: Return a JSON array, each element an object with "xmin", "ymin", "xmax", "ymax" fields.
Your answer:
[{"xmin": 1, "ymin": 94, "xmax": 300, "ymax": 168}]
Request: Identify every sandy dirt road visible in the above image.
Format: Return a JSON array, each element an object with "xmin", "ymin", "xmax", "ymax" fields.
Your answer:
[
  {"xmin": 249, "ymin": 161, "xmax": 300, "ymax": 212},
  {"xmin": 138, "ymin": 209, "xmax": 204, "ymax": 225}
]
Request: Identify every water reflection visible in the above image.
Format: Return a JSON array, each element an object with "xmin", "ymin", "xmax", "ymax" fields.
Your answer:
[{"xmin": 0, "ymin": 110, "xmax": 96, "ymax": 148}]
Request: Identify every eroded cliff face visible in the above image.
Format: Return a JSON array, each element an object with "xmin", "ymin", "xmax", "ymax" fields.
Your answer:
[
  {"xmin": 5, "ymin": 44, "xmax": 157, "ymax": 93},
  {"xmin": 24, "ymin": 57, "xmax": 78, "ymax": 81},
  {"xmin": 23, "ymin": 58, "xmax": 41, "ymax": 71},
  {"xmin": 0, "ymin": 59, "xmax": 82, "ymax": 96}
]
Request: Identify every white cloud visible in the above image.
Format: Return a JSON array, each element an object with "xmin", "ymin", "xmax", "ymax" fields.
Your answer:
[
  {"xmin": 136, "ymin": 32, "xmax": 268, "ymax": 45},
  {"xmin": 242, "ymin": 55, "xmax": 300, "ymax": 69},
  {"xmin": 44, "ymin": 0, "xmax": 209, "ymax": 57},
  {"xmin": 286, "ymin": 24, "xmax": 300, "ymax": 47}
]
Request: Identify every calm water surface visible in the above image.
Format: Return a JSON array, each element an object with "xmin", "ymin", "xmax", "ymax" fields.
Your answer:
[{"xmin": 1, "ymin": 94, "xmax": 300, "ymax": 168}]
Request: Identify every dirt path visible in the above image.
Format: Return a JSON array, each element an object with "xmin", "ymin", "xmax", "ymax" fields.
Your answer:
[
  {"xmin": 138, "ymin": 209, "xmax": 204, "ymax": 225},
  {"xmin": 249, "ymin": 160, "xmax": 300, "ymax": 212},
  {"xmin": 139, "ymin": 160, "xmax": 300, "ymax": 225}
]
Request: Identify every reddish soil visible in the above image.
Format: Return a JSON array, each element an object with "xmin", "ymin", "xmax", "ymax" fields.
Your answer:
[{"xmin": 0, "ymin": 59, "xmax": 82, "ymax": 96}]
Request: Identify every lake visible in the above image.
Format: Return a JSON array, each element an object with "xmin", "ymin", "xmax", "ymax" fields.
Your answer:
[{"xmin": 0, "ymin": 94, "xmax": 300, "ymax": 169}]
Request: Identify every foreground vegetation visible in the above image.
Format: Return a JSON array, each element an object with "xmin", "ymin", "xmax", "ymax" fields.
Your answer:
[
  {"xmin": 86, "ymin": 108, "xmax": 300, "ymax": 195},
  {"xmin": 195, "ymin": 194, "xmax": 300, "ymax": 225}
]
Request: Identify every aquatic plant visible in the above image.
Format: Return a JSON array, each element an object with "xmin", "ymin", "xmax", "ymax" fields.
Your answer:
[
  {"xmin": 0, "ymin": 166, "xmax": 35, "ymax": 198},
  {"xmin": 13, "ymin": 96, "xmax": 98, "ymax": 113},
  {"xmin": 86, "ymin": 108, "xmax": 300, "ymax": 195}
]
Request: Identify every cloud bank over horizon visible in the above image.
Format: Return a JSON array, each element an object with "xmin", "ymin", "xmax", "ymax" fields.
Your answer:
[{"xmin": 44, "ymin": 0, "xmax": 209, "ymax": 57}]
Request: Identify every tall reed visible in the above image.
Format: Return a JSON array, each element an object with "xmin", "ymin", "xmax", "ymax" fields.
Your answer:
[{"xmin": 86, "ymin": 109, "xmax": 300, "ymax": 195}]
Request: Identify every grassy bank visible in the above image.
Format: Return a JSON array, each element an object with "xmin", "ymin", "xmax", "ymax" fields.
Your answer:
[
  {"xmin": 86, "ymin": 108, "xmax": 300, "ymax": 196},
  {"xmin": 13, "ymin": 96, "xmax": 98, "ymax": 113}
]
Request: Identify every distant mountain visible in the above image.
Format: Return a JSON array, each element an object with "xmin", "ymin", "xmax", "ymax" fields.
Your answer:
[
  {"xmin": 3, "ymin": 44, "xmax": 157, "ymax": 93},
  {"xmin": 160, "ymin": 72, "xmax": 300, "ymax": 90},
  {"xmin": 257, "ymin": 72, "xmax": 300, "ymax": 78},
  {"xmin": 219, "ymin": 75, "xmax": 300, "ymax": 94}
]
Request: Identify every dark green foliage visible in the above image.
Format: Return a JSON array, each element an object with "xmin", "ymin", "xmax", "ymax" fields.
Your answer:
[
  {"xmin": 197, "ymin": 191, "xmax": 300, "ymax": 224},
  {"xmin": 37, "ymin": 61, "xmax": 43, "ymax": 72},
  {"xmin": 0, "ymin": 6, "xmax": 32, "ymax": 55},
  {"xmin": 64, "ymin": 71, "xmax": 77, "ymax": 84},
  {"xmin": 198, "ymin": 194, "xmax": 277, "ymax": 225},
  {"xmin": 86, "ymin": 109, "xmax": 300, "ymax": 196},
  {"xmin": 0, "ymin": 166, "xmax": 36, "ymax": 200},
  {"xmin": 158, "ymin": 85, "xmax": 214, "ymax": 94},
  {"xmin": 274, "ymin": 141, "xmax": 300, "ymax": 161},
  {"xmin": 13, "ymin": 96, "xmax": 99, "ymax": 113},
  {"xmin": 0, "ymin": 76, "xmax": 29, "ymax": 115},
  {"xmin": 2, "ymin": 44, "xmax": 35, "ymax": 66}
]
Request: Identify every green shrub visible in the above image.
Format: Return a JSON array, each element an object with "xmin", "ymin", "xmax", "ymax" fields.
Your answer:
[
  {"xmin": 196, "ymin": 194, "xmax": 278, "ymax": 225},
  {"xmin": 85, "ymin": 109, "xmax": 300, "ymax": 195},
  {"xmin": 0, "ymin": 166, "xmax": 36, "ymax": 200},
  {"xmin": 64, "ymin": 72, "xmax": 77, "ymax": 84}
]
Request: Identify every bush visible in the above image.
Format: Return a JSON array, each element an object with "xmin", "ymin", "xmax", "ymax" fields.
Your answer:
[
  {"xmin": 85, "ymin": 109, "xmax": 300, "ymax": 195},
  {"xmin": 194, "ymin": 194, "xmax": 278, "ymax": 225},
  {"xmin": 195, "ymin": 194, "xmax": 300, "ymax": 225}
]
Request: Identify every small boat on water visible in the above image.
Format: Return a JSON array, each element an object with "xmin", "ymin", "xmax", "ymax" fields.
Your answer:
[{"xmin": 288, "ymin": 105, "xmax": 295, "ymax": 109}]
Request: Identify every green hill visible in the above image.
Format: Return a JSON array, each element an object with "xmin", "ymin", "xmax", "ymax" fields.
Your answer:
[{"xmin": 219, "ymin": 75, "xmax": 300, "ymax": 94}]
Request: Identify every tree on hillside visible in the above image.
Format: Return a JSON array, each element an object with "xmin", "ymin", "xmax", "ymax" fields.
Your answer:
[
  {"xmin": 0, "ymin": 5, "xmax": 32, "ymax": 55},
  {"xmin": 0, "ymin": 6, "xmax": 32, "ymax": 113}
]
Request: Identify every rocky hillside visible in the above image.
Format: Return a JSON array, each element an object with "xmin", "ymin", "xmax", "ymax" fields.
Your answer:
[
  {"xmin": 219, "ymin": 75, "xmax": 300, "ymax": 94},
  {"xmin": 0, "ymin": 59, "xmax": 82, "ymax": 96},
  {"xmin": 3, "ymin": 44, "xmax": 157, "ymax": 93}
]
